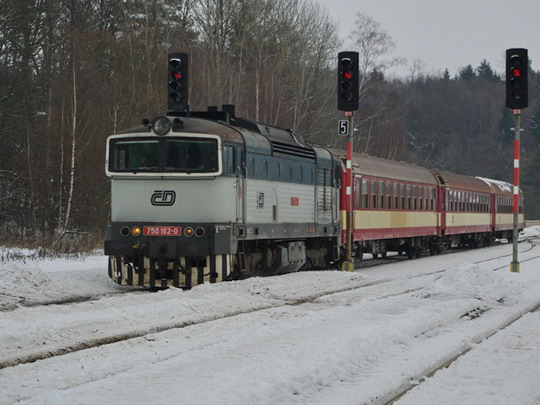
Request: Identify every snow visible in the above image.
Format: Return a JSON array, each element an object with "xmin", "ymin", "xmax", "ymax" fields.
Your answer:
[
  {"xmin": 476, "ymin": 176, "xmax": 513, "ymax": 193},
  {"xmin": 1, "ymin": 227, "xmax": 540, "ymax": 404}
]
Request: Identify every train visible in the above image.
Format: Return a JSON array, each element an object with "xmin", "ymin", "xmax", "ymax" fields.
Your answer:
[{"xmin": 104, "ymin": 107, "xmax": 524, "ymax": 288}]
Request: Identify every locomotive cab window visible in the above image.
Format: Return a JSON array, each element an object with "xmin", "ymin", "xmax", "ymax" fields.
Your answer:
[{"xmin": 108, "ymin": 135, "xmax": 221, "ymax": 175}]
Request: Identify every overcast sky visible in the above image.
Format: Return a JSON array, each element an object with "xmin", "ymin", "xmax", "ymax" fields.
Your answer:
[{"xmin": 317, "ymin": 0, "xmax": 540, "ymax": 78}]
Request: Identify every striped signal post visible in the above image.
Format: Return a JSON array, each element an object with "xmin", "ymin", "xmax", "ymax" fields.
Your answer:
[
  {"xmin": 342, "ymin": 111, "xmax": 355, "ymax": 272},
  {"xmin": 337, "ymin": 51, "xmax": 359, "ymax": 272},
  {"xmin": 510, "ymin": 109, "xmax": 521, "ymax": 273},
  {"xmin": 505, "ymin": 48, "xmax": 527, "ymax": 273}
]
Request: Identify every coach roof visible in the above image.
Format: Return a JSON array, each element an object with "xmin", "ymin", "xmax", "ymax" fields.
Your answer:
[{"xmin": 327, "ymin": 149, "xmax": 437, "ymax": 185}]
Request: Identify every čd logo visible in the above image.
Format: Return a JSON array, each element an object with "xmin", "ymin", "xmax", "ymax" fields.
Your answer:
[{"xmin": 151, "ymin": 190, "xmax": 176, "ymax": 206}]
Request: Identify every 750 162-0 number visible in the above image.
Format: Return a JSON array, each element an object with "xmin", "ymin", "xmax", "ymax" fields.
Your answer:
[{"xmin": 143, "ymin": 226, "xmax": 182, "ymax": 236}]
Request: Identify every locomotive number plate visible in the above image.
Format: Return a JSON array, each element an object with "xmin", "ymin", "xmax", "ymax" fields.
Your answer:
[{"xmin": 143, "ymin": 226, "xmax": 182, "ymax": 236}]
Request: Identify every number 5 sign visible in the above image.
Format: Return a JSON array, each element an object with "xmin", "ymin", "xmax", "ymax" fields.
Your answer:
[{"xmin": 338, "ymin": 120, "xmax": 349, "ymax": 136}]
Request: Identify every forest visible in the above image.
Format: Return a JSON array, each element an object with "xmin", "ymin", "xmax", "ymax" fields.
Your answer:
[{"xmin": 1, "ymin": 0, "xmax": 539, "ymax": 250}]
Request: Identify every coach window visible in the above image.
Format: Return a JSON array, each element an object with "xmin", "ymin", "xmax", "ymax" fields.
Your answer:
[
  {"xmin": 400, "ymin": 184, "xmax": 405, "ymax": 210},
  {"xmin": 393, "ymin": 183, "xmax": 398, "ymax": 209},
  {"xmin": 362, "ymin": 179, "xmax": 368, "ymax": 208},
  {"xmin": 379, "ymin": 181, "xmax": 384, "ymax": 209},
  {"xmin": 355, "ymin": 177, "xmax": 361, "ymax": 209},
  {"xmin": 386, "ymin": 182, "xmax": 392, "ymax": 209},
  {"xmin": 406, "ymin": 184, "xmax": 411, "ymax": 210},
  {"xmin": 370, "ymin": 180, "xmax": 376, "ymax": 208}
]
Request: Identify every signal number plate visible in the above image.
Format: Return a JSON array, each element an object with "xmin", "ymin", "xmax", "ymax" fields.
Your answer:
[{"xmin": 143, "ymin": 226, "xmax": 182, "ymax": 236}]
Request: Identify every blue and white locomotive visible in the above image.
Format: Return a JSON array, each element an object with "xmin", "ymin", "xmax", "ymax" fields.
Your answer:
[{"xmin": 104, "ymin": 108, "xmax": 342, "ymax": 288}]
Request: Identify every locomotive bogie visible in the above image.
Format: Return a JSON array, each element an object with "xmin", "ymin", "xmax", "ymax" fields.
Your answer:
[{"xmin": 109, "ymin": 253, "xmax": 236, "ymax": 288}]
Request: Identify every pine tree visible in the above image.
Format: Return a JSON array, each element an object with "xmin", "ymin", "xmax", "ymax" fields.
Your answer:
[
  {"xmin": 476, "ymin": 60, "xmax": 500, "ymax": 82},
  {"xmin": 458, "ymin": 65, "xmax": 476, "ymax": 81}
]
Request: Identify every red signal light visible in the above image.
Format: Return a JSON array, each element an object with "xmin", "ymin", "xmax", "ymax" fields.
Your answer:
[
  {"xmin": 343, "ymin": 71, "xmax": 353, "ymax": 79},
  {"xmin": 511, "ymin": 68, "xmax": 521, "ymax": 77}
]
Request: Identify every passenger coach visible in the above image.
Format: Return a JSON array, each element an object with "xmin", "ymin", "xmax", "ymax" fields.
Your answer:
[{"xmin": 330, "ymin": 150, "xmax": 440, "ymax": 259}]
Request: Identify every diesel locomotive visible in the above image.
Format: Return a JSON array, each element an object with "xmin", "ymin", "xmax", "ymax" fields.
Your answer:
[{"xmin": 104, "ymin": 109, "xmax": 341, "ymax": 288}]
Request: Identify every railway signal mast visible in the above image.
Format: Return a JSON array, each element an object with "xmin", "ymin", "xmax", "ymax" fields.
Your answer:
[
  {"xmin": 337, "ymin": 51, "xmax": 359, "ymax": 271},
  {"xmin": 505, "ymin": 48, "xmax": 528, "ymax": 273}
]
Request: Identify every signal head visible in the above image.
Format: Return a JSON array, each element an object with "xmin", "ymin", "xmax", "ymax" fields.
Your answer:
[
  {"xmin": 506, "ymin": 48, "xmax": 528, "ymax": 109},
  {"xmin": 337, "ymin": 52, "xmax": 359, "ymax": 112},
  {"xmin": 167, "ymin": 53, "xmax": 189, "ymax": 112}
]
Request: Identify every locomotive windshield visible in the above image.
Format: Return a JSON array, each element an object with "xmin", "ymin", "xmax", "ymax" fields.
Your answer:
[{"xmin": 108, "ymin": 136, "xmax": 220, "ymax": 174}]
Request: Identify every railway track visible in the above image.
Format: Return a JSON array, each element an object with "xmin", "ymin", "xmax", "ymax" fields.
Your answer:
[
  {"xmin": 3, "ymin": 243, "xmax": 540, "ymax": 371},
  {"xmin": 383, "ymin": 302, "xmax": 540, "ymax": 405},
  {"xmin": 356, "ymin": 234, "xmax": 540, "ymax": 269},
  {"xmin": 2, "ymin": 235, "xmax": 537, "ymax": 314},
  {"xmin": 2, "ymin": 235, "xmax": 539, "ymax": 369}
]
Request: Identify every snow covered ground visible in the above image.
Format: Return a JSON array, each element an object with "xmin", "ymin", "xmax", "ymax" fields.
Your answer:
[{"xmin": 1, "ymin": 228, "xmax": 540, "ymax": 404}]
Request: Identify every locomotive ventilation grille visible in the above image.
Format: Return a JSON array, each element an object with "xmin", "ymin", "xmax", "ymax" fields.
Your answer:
[{"xmin": 271, "ymin": 140, "xmax": 316, "ymax": 160}]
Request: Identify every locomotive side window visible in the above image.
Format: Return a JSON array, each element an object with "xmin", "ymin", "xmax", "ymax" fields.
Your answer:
[{"xmin": 109, "ymin": 136, "xmax": 220, "ymax": 174}]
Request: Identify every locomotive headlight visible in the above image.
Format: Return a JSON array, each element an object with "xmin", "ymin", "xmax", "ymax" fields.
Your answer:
[
  {"xmin": 120, "ymin": 226, "xmax": 131, "ymax": 237},
  {"xmin": 195, "ymin": 226, "xmax": 205, "ymax": 237},
  {"xmin": 152, "ymin": 116, "xmax": 171, "ymax": 136},
  {"xmin": 184, "ymin": 227, "xmax": 194, "ymax": 237},
  {"xmin": 131, "ymin": 226, "xmax": 142, "ymax": 237}
]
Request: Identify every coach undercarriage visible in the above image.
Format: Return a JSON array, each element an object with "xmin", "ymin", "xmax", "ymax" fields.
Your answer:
[{"xmin": 353, "ymin": 231, "xmax": 502, "ymax": 262}]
